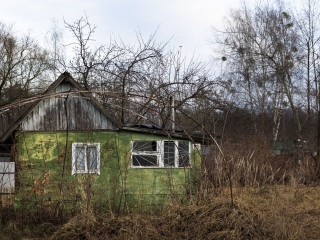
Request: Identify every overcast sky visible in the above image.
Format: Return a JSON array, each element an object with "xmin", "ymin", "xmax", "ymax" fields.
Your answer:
[{"xmin": 0, "ymin": 0, "xmax": 297, "ymax": 63}]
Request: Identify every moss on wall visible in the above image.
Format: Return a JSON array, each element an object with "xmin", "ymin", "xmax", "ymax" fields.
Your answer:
[{"xmin": 16, "ymin": 130, "xmax": 201, "ymax": 212}]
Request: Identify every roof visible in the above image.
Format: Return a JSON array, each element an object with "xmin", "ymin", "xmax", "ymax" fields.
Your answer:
[
  {"xmin": 122, "ymin": 124, "xmax": 210, "ymax": 144},
  {"xmin": 0, "ymin": 72, "xmax": 122, "ymax": 142}
]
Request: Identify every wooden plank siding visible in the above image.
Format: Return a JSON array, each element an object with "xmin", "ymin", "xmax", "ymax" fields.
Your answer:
[{"xmin": 21, "ymin": 82, "xmax": 118, "ymax": 131}]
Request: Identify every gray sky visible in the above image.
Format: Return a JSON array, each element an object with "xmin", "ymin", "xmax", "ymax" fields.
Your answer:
[{"xmin": 0, "ymin": 0, "xmax": 297, "ymax": 63}]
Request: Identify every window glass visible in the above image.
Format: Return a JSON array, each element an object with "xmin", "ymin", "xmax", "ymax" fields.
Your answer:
[
  {"xmin": 75, "ymin": 146, "xmax": 85, "ymax": 171},
  {"xmin": 164, "ymin": 141, "xmax": 175, "ymax": 166},
  {"xmin": 0, "ymin": 157, "xmax": 11, "ymax": 162},
  {"xmin": 132, "ymin": 155, "xmax": 158, "ymax": 166},
  {"xmin": 132, "ymin": 141, "xmax": 159, "ymax": 167},
  {"xmin": 133, "ymin": 141, "xmax": 157, "ymax": 152},
  {"xmin": 178, "ymin": 141, "xmax": 190, "ymax": 167},
  {"xmin": 87, "ymin": 146, "xmax": 98, "ymax": 171}
]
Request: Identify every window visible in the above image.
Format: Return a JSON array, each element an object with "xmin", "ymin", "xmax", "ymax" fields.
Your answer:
[
  {"xmin": 132, "ymin": 141, "xmax": 159, "ymax": 167},
  {"xmin": 178, "ymin": 141, "xmax": 190, "ymax": 167},
  {"xmin": 131, "ymin": 140, "xmax": 190, "ymax": 168},
  {"xmin": 72, "ymin": 143, "xmax": 100, "ymax": 175},
  {"xmin": 164, "ymin": 141, "xmax": 176, "ymax": 166}
]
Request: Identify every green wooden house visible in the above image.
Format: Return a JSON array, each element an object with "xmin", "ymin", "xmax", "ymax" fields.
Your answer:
[{"xmin": 0, "ymin": 72, "xmax": 201, "ymax": 212}]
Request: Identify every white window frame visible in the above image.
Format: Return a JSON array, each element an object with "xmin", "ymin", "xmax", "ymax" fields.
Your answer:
[
  {"xmin": 131, "ymin": 140, "xmax": 191, "ymax": 168},
  {"xmin": 131, "ymin": 141, "xmax": 161, "ymax": 167},
  {"xmin": 72, "ymin": 143, "xmax": 100, "ymax": 175}
]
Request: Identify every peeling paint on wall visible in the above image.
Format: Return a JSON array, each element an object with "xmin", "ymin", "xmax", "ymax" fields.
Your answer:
[{"xmin": 16, "ymin": 130, "xmax": 201, "ymax": 212}]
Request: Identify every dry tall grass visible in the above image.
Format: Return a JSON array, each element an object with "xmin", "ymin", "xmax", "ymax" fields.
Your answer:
[
  {"xmin": 202, "ymin": 135, "xmax": 318, "ymax": 189},
  {"xmin": 2, "ymin": 185, "xmax": 319, "ymax": 240}
]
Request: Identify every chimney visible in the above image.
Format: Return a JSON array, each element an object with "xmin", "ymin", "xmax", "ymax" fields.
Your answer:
[{"xmin": 170, "ymin": 96, "xmax": 175, "ymax": 133}]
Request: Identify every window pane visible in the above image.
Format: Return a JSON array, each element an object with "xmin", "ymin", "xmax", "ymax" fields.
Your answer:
[
  {"xmin": 164, "ymin": 141, "xmax": 175, "ymax": 166},
  {"xmin": 87, "ymin": 146, "xmax": 97, "ymax": 171},
  {"xmin": 133, "ymin": 141, "xmax": 157, "ymax": 152},
  {"xmin": 178, "ymin": 141, "xmax": 190, "ymax": 167},
  {"xmin": 0, "ymin": 157, "xmax": 11, "ymax": 162},
  {"xmin": 132, "ymin": 155, "xmax": 157, "ymax": 166},
  {"xmin": 75, "ymin": 146, "xmax": 85, "ymax": 171}
]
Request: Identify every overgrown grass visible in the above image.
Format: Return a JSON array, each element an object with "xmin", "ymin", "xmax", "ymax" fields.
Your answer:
[{"xmin": 1, "ymin": 184, "xmax": 319, "ymax": 239}]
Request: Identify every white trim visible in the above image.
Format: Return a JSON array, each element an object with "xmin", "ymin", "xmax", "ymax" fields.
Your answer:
[
  {"xmin": 72, "ymin": 143, "xmax": 100, "ymax": 175},
  {"xmin": 174, "ymin": 141, "xmax": 179, "ymax": 167}
]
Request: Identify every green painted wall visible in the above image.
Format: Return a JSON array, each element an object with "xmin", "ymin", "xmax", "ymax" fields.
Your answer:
[{"xmin": 16, "ymin": 130, "xmax": 201, "ymax": 212}]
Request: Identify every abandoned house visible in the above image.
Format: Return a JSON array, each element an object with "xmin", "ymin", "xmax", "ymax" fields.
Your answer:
[{"xmin": 0, "ymin": 72, "xmax": 201, "ymax": 212}]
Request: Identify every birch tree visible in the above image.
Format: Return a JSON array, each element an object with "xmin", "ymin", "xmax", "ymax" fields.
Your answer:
[{"xmin": 214, "ymin": 1, "xmax": 303, "ymax": 141}]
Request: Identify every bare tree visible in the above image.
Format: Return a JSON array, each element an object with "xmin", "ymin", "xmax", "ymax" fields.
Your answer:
[
  {"xmin": 0, "ymin": 22, "xmax": 49, "ymax": 104},
  {"xmin": 297, "ymin": 0, "xmax": 320, "ymax": 116},
  {"xmin": 63, "ymin": 16, "xmax": 221, "ymax": 131},
  {"xmin": 46, "ymin": 19, "xmax": 67, "ymax": 79},
  {"xmin": 64, "ymin": 15, "xmax": 119, "ymax": 89},
  {"xmin": 108, "ymin": 31, "xmax": 165, "ymax": 124},
  {"xmin": 214, "ymin": 1, "xmax": 303, "ymax": 142},
  {"xmin": 295, "ymin": 0, "xmax": 320, "ymax": 176}
]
